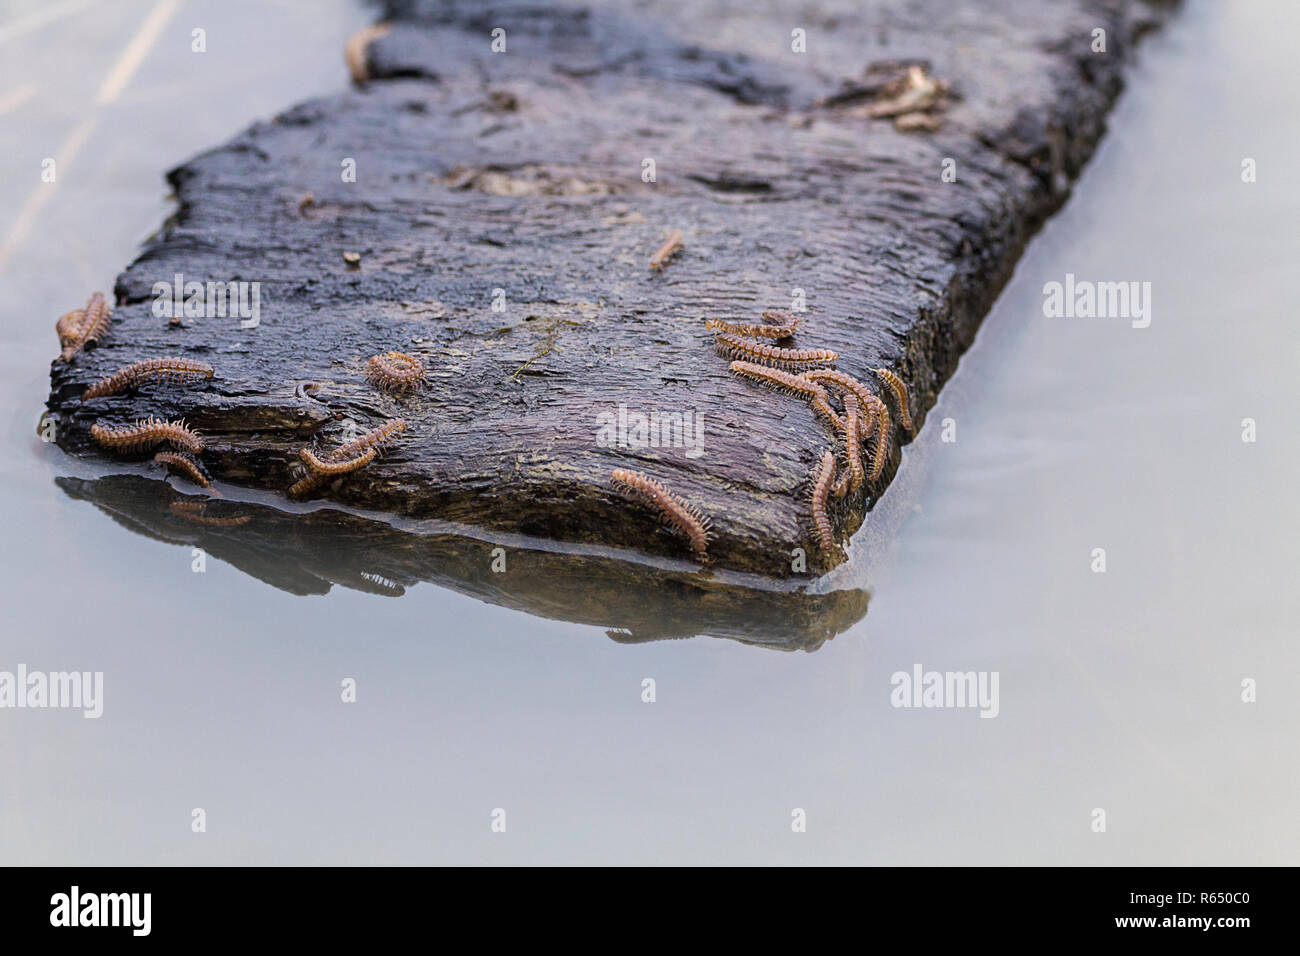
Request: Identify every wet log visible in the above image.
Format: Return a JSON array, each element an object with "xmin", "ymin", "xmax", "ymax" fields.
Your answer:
[{"xmin": 44, "ymin": 0, "xmax": 1176, "ymax": 580}]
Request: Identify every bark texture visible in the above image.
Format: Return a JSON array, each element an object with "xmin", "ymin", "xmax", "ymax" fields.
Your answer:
[{"xmin": 46, "ymin": 0, "xmax": 1175, "ymax": 597}]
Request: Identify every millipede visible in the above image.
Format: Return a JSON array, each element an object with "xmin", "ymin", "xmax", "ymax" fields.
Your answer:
[
  {"xmin": 867, "ymin": 401, "xmax": 891, "ymax": 481},
  {"xmin": 153, "ymin": 451, "xmax": 214, "ymax": 489},
  {"xmin": 366, "ymin": 351, "xmax": 425, "ymax": 393},
  {"xmin": 802, "ymin": 368, "xmax": 887, "ymax": 443},
  {"xmin": 61, "ymin": 292, "xmax": 111, "ymax": 361},
  {"xmin": 809, "ymin": 451, "xmax": 837, "ymax": 554},
  {"xmin": 288, "ymin": 418, "xmax": 406, "ymax": 498},
  {"xmin": 648, "ymin": 228, "xmax": 683, "ymax": 270},
  {"xmin": 728, "ymin": 360, "xmax": 844, "ymax": 434},
  {"xmin": 872, "ymin": 366, "xmax": 914, "ymax": 433},
  {"xmin": 299, "ymin": 446, "xmax": 378, "ymax": 476},
  {"xmin": 714, "ymin": 332, "xmax": 837, "ymax": 370},
  {"xmin": 609, "ymin": 468, "xmax": 711, "ymax": 562},
  {"xmin": 90, "ymin": 417, "xmax": 203, "ymax": 455},
  {"xmin": 841, "ymin": 393, "xmax": 865, "ymax": 494},
  {"xmin": 56, "ymin": 310, "xmax": 85, "ymax": 350},
  {"xmin": 83, "ymin": 357, "xmax": 215, "ymax": 400},
  {"xmin": 703, "ymin": 316, "xmax": 800, "ymax": 340}
]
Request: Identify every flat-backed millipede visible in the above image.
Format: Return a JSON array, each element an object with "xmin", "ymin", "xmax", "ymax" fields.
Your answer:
[
  {"xmin": 90, "ymin": 417, "xmax": 203, "ymax": 455},
  {"xmin": 872, "ymin": 366, "xmax": 914, "ymax": 433},
  {"xmin": 61, "ymin": 292, "xmax": 111, "ymax": 361},
  {"xmin": 289, "ymin": 419, "xmax": 406, "ymax": 498},
  {"xmin": 82, "ymin": 357, "xmax": 215, "ymax": 400},
  {"xmin": 801, "ymin": 369, "xmax": 886, "ymax": 442},
  {"xmin": 153, "ymin": 451, "xmax": 213, "ymax": 489},
  {"xmin": 648, "ymin": 228, "xmax": 683, "ymax": 270},
  {"xmin": 841, "ymin": 393, "xmax": 865, "ymax": 493},
  {"xmin": 609, "ymin": 468, "xmax": 711, "ymax": 562},
  {"xmin": 299, "ymin": 446, "xmax": 378, "ymax": 476},
  {"xmin": 728, "ymin": 360, "xmax": 844, "ymax": 434},
  {"xmin": 867, "ymin": 401, "xmax": 891, "ymax": 481},
  {"xmin": 366, "ymin": 351, "xmax": 425, "ymax": 393},
  {"xmin": 714, "ymin": 332, "xmax": 837, "ymax": 370},
  {"xmin": 56, "ymin": 310, "xmax": 84, "ymax": 350},
  {"xmin": 331, "ymin": 418, "xmax": 406, "ymax": 460},
  {"xmin": 703, "ymin": 316, "xmax": 800, "ymax": 340},
  {"xmin": 810, "ymin": 451, "xmax": 837, "ymax": 554}
]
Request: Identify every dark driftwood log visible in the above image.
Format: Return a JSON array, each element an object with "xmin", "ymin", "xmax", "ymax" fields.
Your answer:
[{"xmin": 45, "ymin": 0, "xmax": 1174, "ymax": 587}]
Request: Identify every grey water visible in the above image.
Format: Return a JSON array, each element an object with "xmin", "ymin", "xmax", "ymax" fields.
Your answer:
[{"xmin": 0, "ymin": 0, "xmax": 1296, "ymax": 864}]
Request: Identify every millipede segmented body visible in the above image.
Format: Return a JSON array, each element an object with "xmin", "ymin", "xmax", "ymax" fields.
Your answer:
[
  {"xmin": 90, "ymin": 417, "xmax": 203, "ymax": 455},
  {"xmin": 56, "ymin": 310, "xmax": 85, "ymax": 350},
  {"xmin": 609, "ymin": 468, "xmax": 710, "ymax": 561},
  {"xmin": 366, "ymin": 351, "xmax": 425, "ymax": 393},
  {"xmin": 715, "ymin": 332, "xmax": 837, "ymax": 370},
  {"xmin": 83, "ymin": 357, "xmax": 214, "ymax": 399},
  {"xmin": 289, "ymin": 419, "xmax": 406, "ymax": 498},
  {"xmin": 728, "ymin": 360, "xmax": 844, "ymax": 434},
  {"xmin": 649, "ymin": 228, "xmax": 683, "ymax": 270},
  {"xmin": 867, "ymin": 402, "xmax": 891, "ymax": 481},
  {"xmin": 61, "ymin": 292, "xmax": 111, "ymax": 361},
  {"xmin": 810, "ymin": 451, "xmax": 836, "ymax": 554},
  {"xmin": 704, "ymin": 316, "xmax": 800, "ymax": 340},
  {"xmin": 841, "ymin": 393, "xmax": 865, "ymax": 493},
  {"xmin": 800, "ymin": 369, "xmax": 883, "ymax": 438},
  {"xmin": 872, "ymin": 366, "xmax": 914, "ymax": 433},
  {"xmin": 153, "ymin": 451, "xmax": 213, "ymax": 489}
]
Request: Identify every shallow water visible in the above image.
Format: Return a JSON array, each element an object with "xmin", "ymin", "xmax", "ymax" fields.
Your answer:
[{"xmin": 1, "ymin": 0, "xmax": 1296, "ymax": 864}]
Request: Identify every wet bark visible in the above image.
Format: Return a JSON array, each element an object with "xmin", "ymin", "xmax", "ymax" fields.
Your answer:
[{"xmin": 45, "ymin": 0, "xmax": 1176, "ymax": 583}]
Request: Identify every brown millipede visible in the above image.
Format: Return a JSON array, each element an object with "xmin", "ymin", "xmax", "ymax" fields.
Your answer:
[
  {"xmin": 83, "ymin": 357, "xmax": 215, "ymax": 400},
  {"xmin": 61, "ymin": 292, "xmax": 111, "ymax": 361},
  {"xmin": 609, "ymin": 468, "xmax": 710, "ymax": 561},
  {"xmin": 648, "ymin": 228, "xmax": 683, "ymax": 270},
  {"xmin": 867, "ymin": 402, "xmax": 891, "ymax": 481},
  {"xmin": 872, "ymin": 366, "xmax": 914, "ymax": 433},
  {"xmin": 714, "ymin": 332, "xmax": 837, "ymax": 369},
  {"xmin": 366, "ymin": 351, "xmax": 425, "ymax": 393},
  {"xmin": 332, "ymin": 418, "xmax": 406, "ymax": 460},
  {"xmin": 728, "ymin": 360, "xmax": 844, "ymax": 434},
  {"xmin": 289, "ymin": 419, "xmax": 406, "ymax": 498},
  {"xmin": 809, "ymin": 451, "xmax": 836, "ymax": 554},
  {"xmin": 841, "ymin": 393, "xmax": 865, "ymax": 494},
  {"xmin": 703, "ymin": 316, "xmax": 800, "ymax": 340},
  {"xmin": 90, "ymin": 417, "xmax": 203, "ymax": 455},
  {"xmin": 801, "ymin": 369, "xmax": 887, "ymax": 443},
  {"xmin": 56, "ymin": 310, "xmax": 85, "ymax": 350},
  {"xmin": 299, "ymin": 446, "xmax": 378, "ymax": 476},
  {"xmin": 153, "ymin": 451, "xmax": 213, "ymax": 489}
]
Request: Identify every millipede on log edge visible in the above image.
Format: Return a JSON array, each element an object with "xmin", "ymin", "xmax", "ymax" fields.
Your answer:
[
  {"xmin": 728, "ymin": 361, "xmax": 844, "ymax": 435},
  {"xmin": 714, "ymin": 332, "xmax": 837, "ymax": 370},
  {"xmin": 83, "ymin": 357, "xmax": 214, "ymax": 399},
  {"xmin": 61, "ymin": 292, "xmax": 111, "ymax": 362},
  {"xmin": 704, "ymin": 316, "xmax": 800, "ymax": 340},
  {"xmin": 289, "ymin": 419, "xmax": 406, "ymax": 498},
  {"xmin": 153, "ymin": 451, "xmax": 213, "ymax": 489},
  {"xmin": 366, "ymin": 351, "xmax": 425, "ymax": 393},
  {"xmin": 872, "ymin": 367, "xmax": 914, "ymax": 433},
  {"xmin": 648, "ymin": 228, "xmax": 683, "ymax": 270},
  {"xmin": 841, "ymin": 393, "xmax": 865, "ymax": 494},
  {"xmin": 810, "ymin": 451, "xmax": 837, "ymax": 554},
  {"xmin": 609, "ymin": 468, "xmax": 710, "ymax": 562},
  {"xmin": 55, "ymin": 310, "xmax": 84, "ymax": 350},
  {"xmin": 90, "ymin": 417, "xmax": 203, "ymax": 455}
]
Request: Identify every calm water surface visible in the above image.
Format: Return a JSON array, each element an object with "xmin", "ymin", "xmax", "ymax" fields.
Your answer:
[{"xmin": 1, "ymin": 0, "xmax": 1296, "ymax": 864}]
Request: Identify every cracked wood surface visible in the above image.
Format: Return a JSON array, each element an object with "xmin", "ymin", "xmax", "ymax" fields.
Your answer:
[{"xmin": 45, "ymin": 0, "xmax": 1175, "ymax": 589}]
